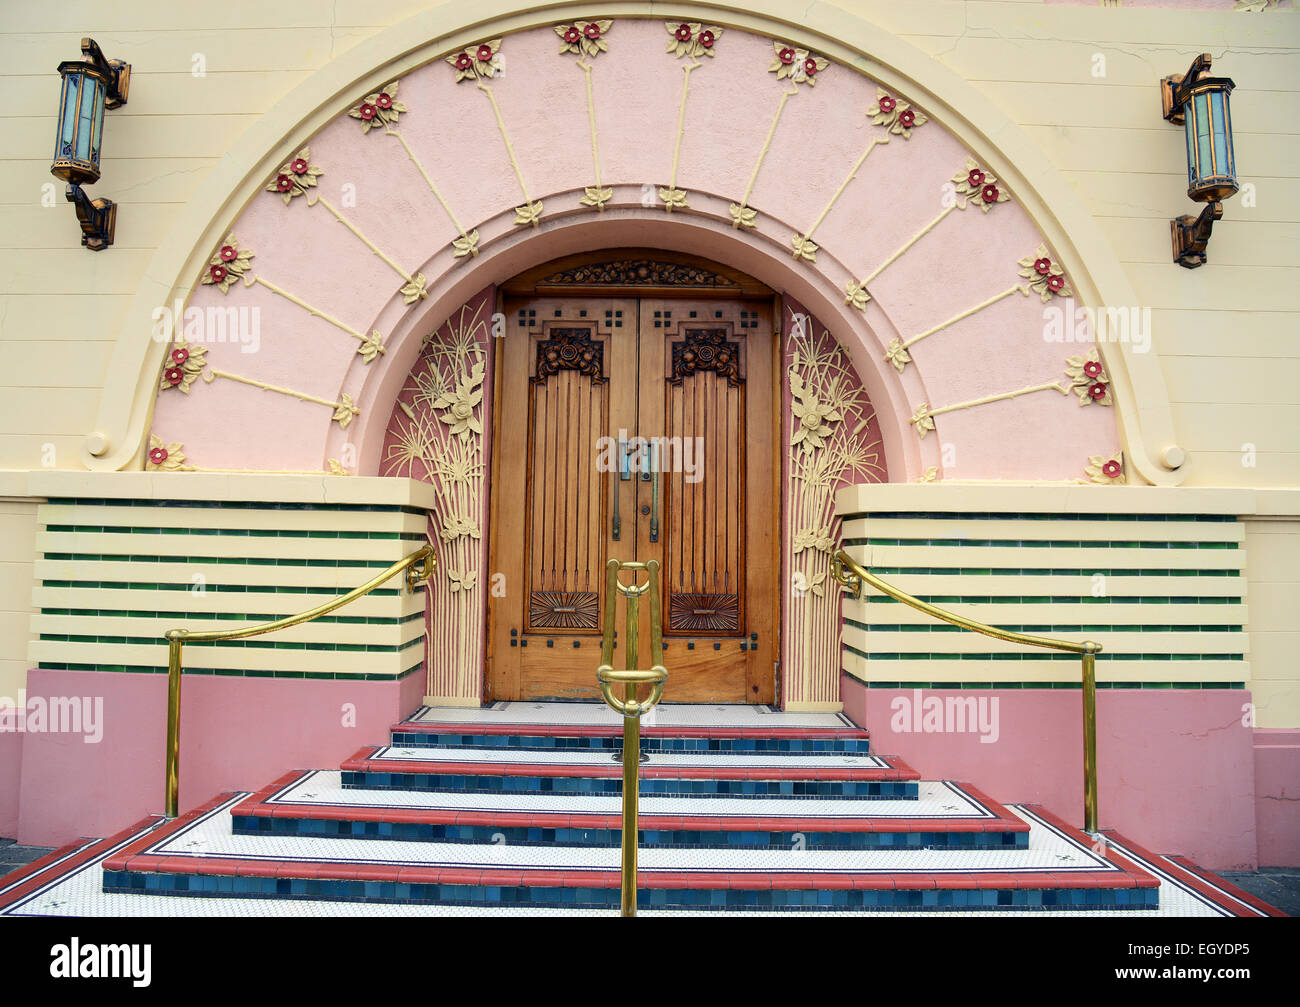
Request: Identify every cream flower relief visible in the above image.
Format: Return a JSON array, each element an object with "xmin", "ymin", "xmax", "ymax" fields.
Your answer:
[{"xmin": 790, "ymin": 373, "xmax": 841, "ymax": 452}]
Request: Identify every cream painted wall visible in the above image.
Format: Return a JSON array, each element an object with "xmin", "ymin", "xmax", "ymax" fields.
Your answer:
[
  {"xmin": 0, "ymin": 3, "xmax": 1297, "ymax": 727},
  {"xmin": 1, "ymin": 2, "xmax": 1296, "ymax": 481}
]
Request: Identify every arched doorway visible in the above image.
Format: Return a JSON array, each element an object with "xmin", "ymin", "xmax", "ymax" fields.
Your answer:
[{"xmin": 489, "ymin": 250, "xmax": 779, "ymax": 703}]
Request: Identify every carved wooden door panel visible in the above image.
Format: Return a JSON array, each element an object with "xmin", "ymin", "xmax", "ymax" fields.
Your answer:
[
  {"xmin": 489, "ymin": 294, "xmax": 776, "ymax": 704},
  {"xmin": 637, "ymin": 299, "xmax": 776, "ymax": 704}
]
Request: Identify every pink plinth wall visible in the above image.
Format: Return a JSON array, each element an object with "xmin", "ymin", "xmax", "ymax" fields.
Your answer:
[
  {"xmin": 11, "ymin": 668, "xmax": 425, "ymax": 847},
  {"xmin": 1254, "ymin": 728, "xmax": 1300, "ymax": 868},
  {"xmin": 841, "ymin": 674, "xmax": 1261, "ymax": 870},
  {"xmin": 0, "ymin": 732, "xmax": 20, "ymax": 838}
]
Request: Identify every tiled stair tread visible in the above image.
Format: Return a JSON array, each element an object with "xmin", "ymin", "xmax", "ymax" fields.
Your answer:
[
  {"xmin": 233, "ymin": 771, "xmax": 1027, "ymax": 833},
  {"xmin": 343, "ymin": 746, "xmax": 917, "ymax": 781},
  {"xmin": 394, "ymin": 721, "xmax": 869, "ymax": 741},
  {"xmin": 362, "ymin": 745, "xmax": 889, "ymax": 770},
  {"xmin": 104, "ymin": 794, "xmax": 1146, "ymax": 879},
  {"xmin": 408, "ymin": 704, "xmax": 854, "ymax": 729}
]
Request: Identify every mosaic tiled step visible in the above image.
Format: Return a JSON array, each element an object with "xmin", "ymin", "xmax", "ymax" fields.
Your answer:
[
  {"xmin": 390, "ymin": 720, "xmax": 871, "ymax": 755},
  {"xmin": 99, "ymin": 794, "xmax": 1163, "ymax": 911},
  {"xmin": 231, "ymin": 771, "xmax": 1023, "ymax": 850},
  {"xmin": 338, "ymin": 746, "xmax": 921, "ymax": 799}
]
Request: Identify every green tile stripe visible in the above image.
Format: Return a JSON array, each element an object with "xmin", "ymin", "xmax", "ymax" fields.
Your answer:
[
  {"xmin": 845, "ymin": 537, "xmax": 1237, "ymax": 550},
  {"xmin": 846, "ymin": 619, "xmax": 1242, "ymax": 633},
  {"xmin": 40, "ymin": 608, "xmax": 424, "ymax": 626},
  {"xmin": 861, "ymin": 594, "xmax": 1240, "ymax": 605},
  {"xmin": 43, "ymin": 554, "xmax": 403, "ymax": 568},
  {"xmin": 843, "ymin": 644, "xmax": 1244, "ymax": 661},
  {"xmin": 47, "ymin": 498, "xmax": 428, "ymax": 517},
  {"xmin": 45, "ymin": 526, "xmax": 426, "ymax": 541},
  {"xmin": 852, "ymin": 680, "xmax": 1246, "ymax": 690},
  {"xmin": 843, "ymin": 512, "xmax": 1236, "ymax": 523},
  {"xmin": 42, "ymin": 580, "xmax": 403, "ymax": 596},
  {"xmin": 35, "ymin": 661, "xmax": 427, "ymax": 681},
  {"xmin": 864, "ymin": 567, "xmax": 1239, "ymax": 577},
  {"xmin": 39, "ymin": 633, "xmax": 424, "ymax": 653}
]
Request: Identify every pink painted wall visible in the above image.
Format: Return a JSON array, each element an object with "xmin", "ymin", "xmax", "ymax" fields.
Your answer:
[
  {"xmin": 0, "ymin": 732, "xmax": 20, "ymax": 839},
  {"xmin": 1254, "ymin": 728, "xmax": 1300, "ymax": 868},
  {"xmin": 841, "ymin": 674, "xmax": 1260, "ymax": 870},
  {"xmin": 15, "ymin": 668, "xmax": 424, "ymax": 847}
]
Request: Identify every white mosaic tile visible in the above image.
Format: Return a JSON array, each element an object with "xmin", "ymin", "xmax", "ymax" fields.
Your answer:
[
  {"xmin": 409, "ymin": 703, "xmax": 855, "ymax": 729},
  {"xmin": 267, "ymin": 772, "xmax": 994, "ymax": 820},
  {"xmin": 367, "ymin": 746, "xmax": 888, "ymax": 770},
  {"xmin": 144, "ymin": 796, "xmax": 1107, "ymax": 875}
]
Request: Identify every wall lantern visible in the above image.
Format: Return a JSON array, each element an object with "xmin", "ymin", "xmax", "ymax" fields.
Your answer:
[
  {"xmin": 51, "ymin": 38, "xmax": 130, "ymax": 251},
  {"xmin": 1160, "ymin": 53, "xmax": 1236, "ymax": 269}
]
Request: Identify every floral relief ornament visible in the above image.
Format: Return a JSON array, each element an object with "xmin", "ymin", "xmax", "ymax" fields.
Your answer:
[
  {"xmin": 1085, "ymin": 451, "xmax": 1126, "ymax": 484},
  {"xmin": 145, "ymin": 435, "xmax": 189, "ymax": 472},
  {"xmin": 159, "ymin": 337, "xmax": 207, "ymax": 395},
  {"xmin": 665, "ymin": 22, "xmax": 722, "ymax": 59},
  {"xmin": 265, "ymin": 146, "xmax": 323, "ymax": 205},
  {"xmin": 1065, "ymin": 348, "xmax": 1114, "ymax": 407},
  {"xmin": 200, "ymin": 234, "xmax": 254, "ymax": 294},
  {"xmin": 1018, "ymin": 244, "xmax": 1073, "ymax": 302},
  {"xmin": 348, "ymin": 80, "xmax": 407, "ymax": 133},
  {"xmin": 433, "ymin": 359, "xmax": 486, "ymax": 440},
  {"xmin": 769, "ymin": 42, "xmax": 828, "ymax": 86},
  {"xmin": 951, "ymin": 158, "xmax": 1009, "ymax": 213},
  {"xmin": 871, "ymin": 88, "xmax": 927, "ymax": 139},
  {"xmin": 556, "ymin": 20, "xmax": 611, "ymax": 58},
  {"xmin": 446, "ymin": 40, "xmax": 503, "ymax": 82},
  {"xmin": 789, "ymin": 371, "xmax": 842, "ymax": 453}
]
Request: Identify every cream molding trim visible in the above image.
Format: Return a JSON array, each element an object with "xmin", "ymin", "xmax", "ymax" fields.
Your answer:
[{"xmin": 85, "ymin": 1, "xmax": 1183, "ymax": 486}]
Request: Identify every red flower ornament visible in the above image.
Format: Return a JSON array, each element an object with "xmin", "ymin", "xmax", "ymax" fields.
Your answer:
[
  {"xmin": 699, "ymin": 30, "xmax": 715, "ymax": 48},
  {"xmin": 981, "ymin": 184, "xmax": 999, "ymax": 204},
  {"xmin": 165, "ymin": 368, "xmax": 184, "ymax": 386},
  {"xmin": 1047, "ymin": 274, "xmax": 1065, "ymax": 293},
  {"xmin": 219, "ymin": 245, "xmax": 237, "ymax": 263},
  {"xmin": 563, "ymin": 27, "xmax": 580, "ymax": 44},
  {"xmin": 376, "ymin": 93, "xmax": 393, "ymax": 109},
  {"xmin": 898, "ymin": 109, "xmax": 915, "ymax": 128},
  {"xmin": 675, "ymin": 24, "xmax": 692, "ymax": 41},
  {"xmin": 455, "ymin": 52, "xmax": 472, "ymax": 69},
  {"xmin": 209, "ymin": 264, "xmax": 227, "ymax": 284},
  {"xmin": 171, "ymin": 347, "xmax": 189, "ymax": 365},
  {"xmin": 879, "ymin": 95, "xmax": 896, "ymax": 114},
  {"xmin": 1102, "ymin": 460, "xmax": 1122, "ymax": 479},
  {"xmin": 358, "ymin": 103, "xmax": 376, "ymax": 121},
  {"xmin": 1089, "ymin": 382, "xmax": 1108, "ymax": 400},
  {"xmin": 1034, "ymin": 257, "xmax": 1051, "ymax": 275},
  {"xmin": 968, "ymin": 168, "xmax": 985, "ymax": 188},
  {"xmin": 149, "ymin": 447, "xmax": 169, "ymax": 465},
  {"xmin": 584, "ymin": 22, "xmax": 601, "ymax": 39},
  {"xmin": 290, "ymin": 158, "xmax": 308, "ymax": 175},
  {"xmin": 275, "ymin": 174, "xmax": 292, "ymax": 192},
  {"xmin": 778, "ymin": 47, "xmax": 796, "ymax": 64},
  {"xmin": 1084, "ymin": 360, "xmax": 1103, "ymax": 379}
]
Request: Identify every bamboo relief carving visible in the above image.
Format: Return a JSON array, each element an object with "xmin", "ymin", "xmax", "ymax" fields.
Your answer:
[
  {"xmin": 783, "ymin": 308, "xmax": 887, "ymax": 707},
  {"xmin": 381, "ymin": 293, "xmax": 493, "ymax": 702}
]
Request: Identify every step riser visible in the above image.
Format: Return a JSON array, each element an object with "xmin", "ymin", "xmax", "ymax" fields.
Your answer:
[
  {"xmin": 389, "ymin": 732, "xmax": 871, "ymax": 755},
  {"xmin": 229, "ymin": 815, "xmax": 1025, "ymax": 850},
  {"xmin": 100, "ymin": 871, "xmax": 1157, "ymax": 911},
  {"xmin": 340, "ymin": 770, "xmax": 919, "ymax": 800}
]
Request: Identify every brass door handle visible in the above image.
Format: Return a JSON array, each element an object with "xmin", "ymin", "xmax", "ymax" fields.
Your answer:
[{"xmin": 649, "ymin": 442, "xmax": 660, "ymax": 543}]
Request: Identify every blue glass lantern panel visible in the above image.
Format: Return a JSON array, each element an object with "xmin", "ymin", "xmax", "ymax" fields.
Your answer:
[
  {"xmin": 1211, "ymin": 90, "xmax": 1233, "ymax": 181},
  {"xmin": 57, "ymin": 71, "xmax": 80, "ymax": 159},
  {"xmin": 75, "ymin": 74, "xmax": 102, "ymax": 163},
  {"xmin": 1193, "ymin": 91, "xmax": 1212, "ymax": 184}
]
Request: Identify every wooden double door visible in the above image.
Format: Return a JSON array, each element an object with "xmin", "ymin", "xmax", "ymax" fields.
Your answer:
[{"xmin": 488, "ymin": 293, "xmax": 778, "ymax": 703}]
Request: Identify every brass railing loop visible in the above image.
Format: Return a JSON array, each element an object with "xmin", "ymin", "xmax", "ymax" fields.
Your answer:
[
  {"xmin": 595, "ymin": 558, "xmax": 668, "ymax": 917},
  {"xmin": 160, "ymin": 544, "xmax": 435, "ymax": 819},
  {"xmin": 832, "ymin": 548, "xmax": 1102, "ymax": 835}
]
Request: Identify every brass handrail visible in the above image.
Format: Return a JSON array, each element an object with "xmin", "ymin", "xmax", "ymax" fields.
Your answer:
[
  {"xmin": 161, "ymin": 544, "xmax": 435, "ymax": 819},
  {"xmin": 595, "ymin": 558, "xmax": 668, "ymax": 917},
  {"xmin": 831, "ymin": 548, "xmax": 1101, "ymax": 834}
]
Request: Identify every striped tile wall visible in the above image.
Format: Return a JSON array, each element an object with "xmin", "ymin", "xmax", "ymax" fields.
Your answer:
[
  {"xmin": 30, "ymin": 498, "xmax": 429, "ymax": 682},
  {"xmin": 839, "ymin": 511, "xmax": 1247, "ymax": 688}
]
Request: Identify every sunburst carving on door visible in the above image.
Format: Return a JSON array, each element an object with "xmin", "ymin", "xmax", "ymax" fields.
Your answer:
[
  {"xmin": 669, "ymin": 591, "xmax": 740, "ymax": 632},
  {"xmin": 533, "ymin": 327, "xmax": 605, "ymax": 383},
  {"xmin": 529, "ymin": 590, "xmax": 600, "ymax": 629},
  {"xmin": 669, "ymin": 328, "xmax": 744, "ymax": 386}
]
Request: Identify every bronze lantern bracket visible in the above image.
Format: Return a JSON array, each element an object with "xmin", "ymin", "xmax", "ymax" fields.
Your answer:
[{"xmin": 1160, "ymin": 53, "xmax": 1236, "ymax": 269}]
